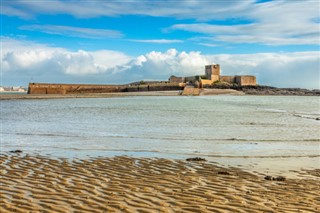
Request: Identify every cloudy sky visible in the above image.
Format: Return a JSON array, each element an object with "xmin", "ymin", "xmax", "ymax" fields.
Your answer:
[{"xmin": 1, "ymin": 0, "xmax": 320, "ymax": 89}]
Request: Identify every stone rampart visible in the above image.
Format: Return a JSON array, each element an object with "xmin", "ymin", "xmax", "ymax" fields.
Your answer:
[
  {"xmin": 210, "ymin": 75, "xmax": 220, "ymax": 82},
  {"xmin": 28, "ymin": 83, "xmax": 127, "ymax": 94},
  {"xmin": 28, "ymin": 83, "xmax": 183, "ymax": 94},
  {"xmin": 220, "ymin": 76, "xmax": 235, "ymax": 84},
  {"xmin": 126, "ymin": 83, "xmax": 183, "ymax": 92},
  {"xmin": 235, "ymin": 76, "xmax": 257, "ymax": 86}
]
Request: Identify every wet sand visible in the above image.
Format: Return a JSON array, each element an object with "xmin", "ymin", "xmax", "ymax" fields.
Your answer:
[
  {"xmin": 0, "ymin": 91, "xmax": 181, "ymax": 100},
  {"xmin": 0, "ymin": 89, "xmax": 243, "ymax": 100},
  {"xmin": 1, "ymin": 154, "xmax": 319, "ymax": 212},
  {"xmin": 200, "ymin": 89, "xmax": 244, "ymax": 96}
]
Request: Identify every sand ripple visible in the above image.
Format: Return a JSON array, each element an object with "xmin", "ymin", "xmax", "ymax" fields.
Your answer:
[{"xmin": 0, "ymin": 154, "xmax": 319, "ymax": 212}]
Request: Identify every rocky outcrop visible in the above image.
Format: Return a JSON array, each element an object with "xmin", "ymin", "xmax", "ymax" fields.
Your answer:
[
  {"xmin": 206, "ymin": 85, "xmax": 320, "ymax": 96},
  {"xmin": 182, "ymin": 86, "xmax": 200, "ymax": 96}
]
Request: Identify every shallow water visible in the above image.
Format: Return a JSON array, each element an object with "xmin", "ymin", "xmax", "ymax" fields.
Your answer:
[{"xmin": 1, "ymin": 95, "xmax": 320, "ymax": 173}]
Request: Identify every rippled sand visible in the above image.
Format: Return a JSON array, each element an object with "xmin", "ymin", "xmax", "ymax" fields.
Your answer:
[{"xmin": 1, "ymin": 154, "xmax": 319, "ymax": 212}]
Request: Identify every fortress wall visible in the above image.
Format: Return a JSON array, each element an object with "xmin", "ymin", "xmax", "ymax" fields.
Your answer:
[
  {"xmin": 235, "ymin": 76, "xmax": 257, "ymax": 86},
  {"xmin": 46, "ymin": 88, "xmax": 67, "ymax": 94},
  {"xmin": 210, "ymin": 75, "xmax": 220, "ymax": 82},
  {"xmin": 28, "ymin": 87, "xmax": 47, "ymax": 94},
  {"xmin": 29, "ymin": 83, "xmax": 183, "ymax": 94},
  {"xmin": 200, "ymin": 79, "xmax": 213, "ymax": 86},
  {"xmin": 220, "ymin": 76, "xmax": 235, "ymax": 84},
  {"xmin": 126, "ymin": 83, "xmax": 183, "ymax": 92},
  {"xmin": 28, "ymin": 83, "xmax": 127, "ymax": 94}
]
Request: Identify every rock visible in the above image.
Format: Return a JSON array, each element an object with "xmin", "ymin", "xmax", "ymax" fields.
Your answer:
[
  {"xmin": 264, "ymin": 175, "xmax": 273, "ymax": 180},
  {"xmin": 218, "ymin": 171, "xmax": 230, "ymax": 175},
  {"xmin": 274, "ymin": 176, "xmax": 286, "ymax": 181},
  {"xmin": 186, "ymin": 157, "xmax": 206, "ymax": 162},
  {"xmin": 9, "ymin": 150, "xmax": 22, "ymax": 153},
  {"xmin": 264, "ymin": 175, "xmax": 286, "ymax": 181},
  {"xmin": 316, "ymin": 118, "xmax": 320, "ymax": 120}
]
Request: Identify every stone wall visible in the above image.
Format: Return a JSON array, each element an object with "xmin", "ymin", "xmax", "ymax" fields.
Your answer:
[
  {"xmin": 200, "ymin": 79, "xmax": 213, "ymax": 87},
  {"xmin": 126, "ymin": 83, "xmax": 183, "ymax": 92},
  {"xmin": 28, "ymin": 83, "xmax": 127, "ymax": 94},
  {"xmin": 235, "ymin": 76, "xmax": 257, "ymax": 86},
  {"xmin": 28, "ymin": 83, "xmax": 183, "ymax": 94},
  {"xmin": 220, "ymin": 76, "xmax": 235, "ymax": 84},
  {"xmin": 210, "ymin": 75, "xmax": 220, "ymax": 82}
]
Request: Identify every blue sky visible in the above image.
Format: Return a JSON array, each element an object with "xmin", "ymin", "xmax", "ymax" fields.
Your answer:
[{"xmin": 1, "ymin": 0, "xmax": 320, "ymax": 88}]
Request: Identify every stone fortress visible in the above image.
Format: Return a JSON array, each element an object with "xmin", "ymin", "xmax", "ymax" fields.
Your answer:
[
  {"xmin": 169, "ymin": 64, "xmax": 257, "ymax": 87},
  {"xmin": 28, "ymin": 64, "xmax": 256, "ymax": 94}
]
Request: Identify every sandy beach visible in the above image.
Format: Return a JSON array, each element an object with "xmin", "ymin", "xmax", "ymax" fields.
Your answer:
[
  {"xmin": 0, "ymin": 91, "xmax": 181, "ymax": 100},
  {"xmin": 1, "ymin": 154, "xmax": 319, "ymax": 213},
  {"xmin": 0, "ymin": 89, "xmax": 244, "ymax": 100}
]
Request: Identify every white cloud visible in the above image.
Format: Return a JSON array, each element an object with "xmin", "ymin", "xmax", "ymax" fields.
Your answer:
[
  {"xmin": 2, "ymin": 1, "xmax": 319, "ymax": 46},
  {"xmin": 168, "ymin": 0, "xmax": 320, "ymax": 46},
  {"xmin": 1, "ymin": 0, "xmax": 252, "ymax": 20},
  {"xmin": 128, "ymin": 49, "xmax": 210, "ymax": 79},
  {"xmin": 129, "ymin": 39, "xmax": 183, "ymax": 44},
  {"xmin": 2, "ymin": 38, "xmax": 319, "ymax": 89},
  {"xmin": 1, "ymin": 37, "xmax": 132, "ymax": 84},
  {"xmin": 19, "ymin": 25, "xmax": 123, "ymax": 39},
  {"xmin": 169, "ymin": 1, "xmax": 319, "ymax": 45}
]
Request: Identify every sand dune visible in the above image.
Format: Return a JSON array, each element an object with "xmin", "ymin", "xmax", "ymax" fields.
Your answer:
[{"xmin": 0, "ymin": 154, "xmax": 319, "ymax": 212}]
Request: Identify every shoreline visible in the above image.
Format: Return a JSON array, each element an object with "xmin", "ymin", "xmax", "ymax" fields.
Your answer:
[
  {"xmin": 1, "ymin": 88, "xmax": 319, "ymax": 100},
  {"xmin": 0, "ymin": 89, "xmax": 242, "ymax": 100},
  {"xmin": 0, "ymin": 90, "xmax": 182, "ymax": 100},
  {"xmin": 1, "ymin": 154, "xmax": 319, "ymax": 212}
]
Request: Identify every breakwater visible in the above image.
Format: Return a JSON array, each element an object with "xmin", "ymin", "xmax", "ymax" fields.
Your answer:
[{"xmin": 28, "ymin": 83, "xmax": 183, "ymax": 94}]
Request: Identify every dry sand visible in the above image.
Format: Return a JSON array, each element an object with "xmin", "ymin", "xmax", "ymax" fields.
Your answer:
[{"xmin": 1, "ymin": 154, "xmax": 319, "ymax": 212}]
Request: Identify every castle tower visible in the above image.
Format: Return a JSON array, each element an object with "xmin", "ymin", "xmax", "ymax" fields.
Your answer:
[{"xmin": 205, "ymin": 64, "xmax": 220, "ymax": 81}]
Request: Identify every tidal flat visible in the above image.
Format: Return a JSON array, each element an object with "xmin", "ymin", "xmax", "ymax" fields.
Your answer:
[{"xmin": 1, "ymin": 95, "xmax": 319, "ymax": 212}]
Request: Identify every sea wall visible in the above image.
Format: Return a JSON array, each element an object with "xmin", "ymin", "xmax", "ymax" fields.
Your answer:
[
  {"xmin": 28, "ymin": 83, "xmax": 183, "ymax": 94},
  {"xmin": 28, "ymin": 83, "xmax": 127, "ymax": 94},
  {"xmin": 126, "ymin": 83, "xmax": 183, "ymax": 92}
]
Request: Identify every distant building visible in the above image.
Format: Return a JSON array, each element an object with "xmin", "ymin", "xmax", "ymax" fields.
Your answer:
[
  {"xmin": 0, "ymin": 86, "xmax": 27, "ymax": 93},
  {"xmin": 168, "ymin": 64, "xmax": 257, "ymax": 87}
]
